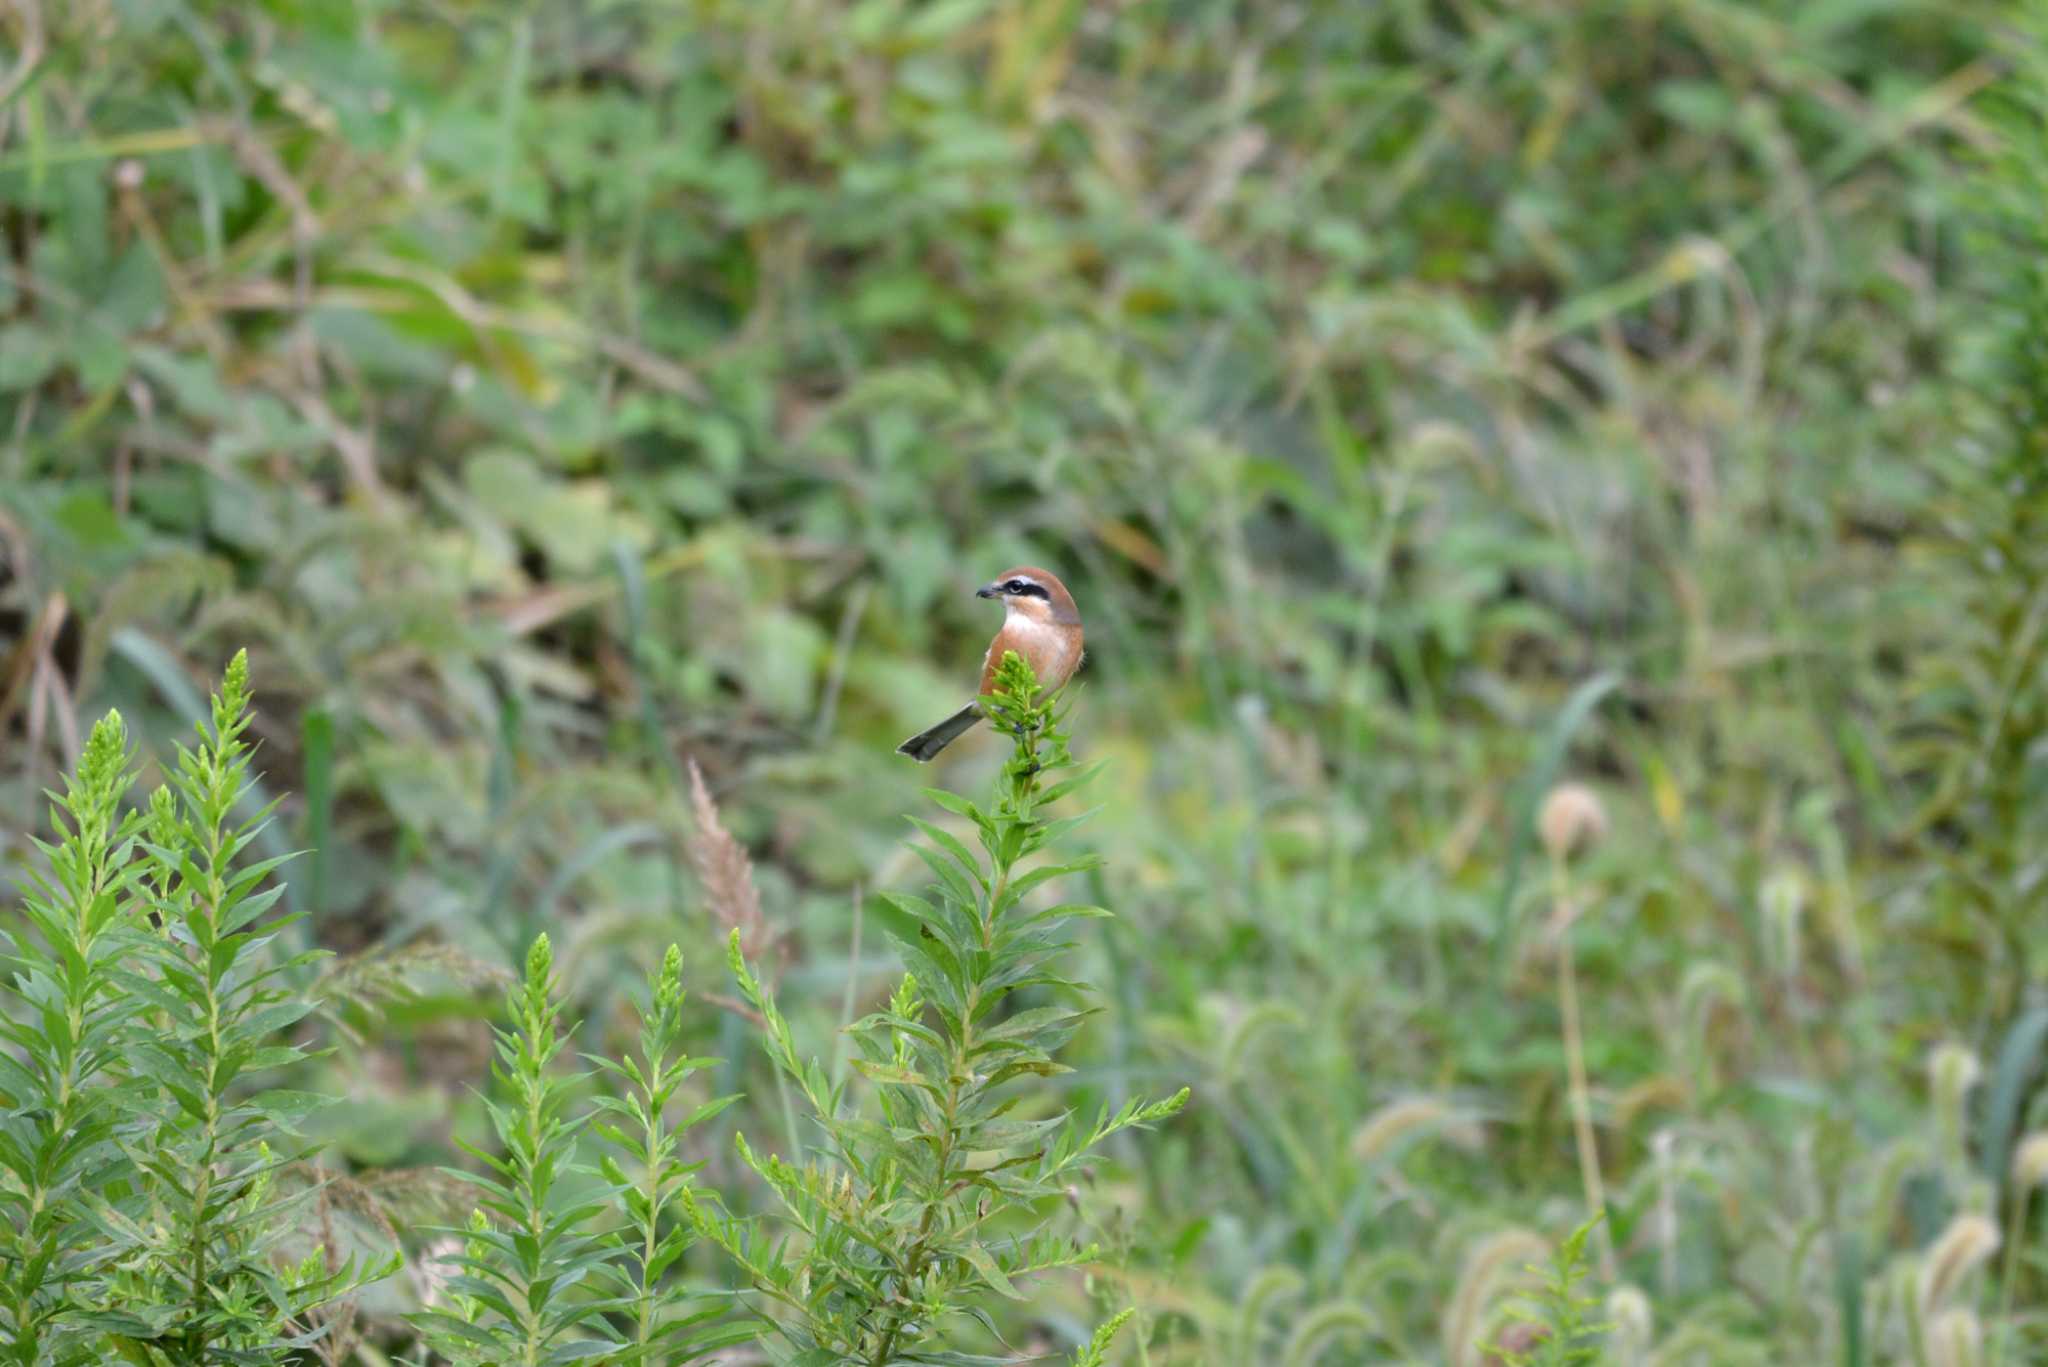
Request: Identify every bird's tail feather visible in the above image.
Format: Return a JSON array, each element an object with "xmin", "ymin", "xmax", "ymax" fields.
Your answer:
[{"xmin": 897, "ymin": 703, "xmax": 983, "ymax": 761}]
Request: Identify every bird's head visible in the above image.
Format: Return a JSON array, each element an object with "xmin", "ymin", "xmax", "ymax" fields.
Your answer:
[{"xmin": 977, "ymin": 566, "xmax": 1080, "ymax": 627}]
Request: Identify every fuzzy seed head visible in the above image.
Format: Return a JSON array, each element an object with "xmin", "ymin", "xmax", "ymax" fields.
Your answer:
[
  {"xmin": 415, "ymin": 1234, "xmax": 465, "ymax": 1310},
  {"xmin": 1351, "ymin": 1096, "xmax": 1482, "ymax": 1164},
  {"xmin": 1926, "ymin": 1307, "xmax": 1983, "ymax": 1367},
  {"xmin": 2012, "ymin": 1131, "xmax": 2048, "ymax": 1190},
  {"xmin": 686, "ymin": 758, "xmax": 769, "ymax": 958},
  {"xmin": 1928, "ymin": 1042, "xmax": 1981, "ymax": 1115},
  {"xmin": 1443, "ymin": 1228, "xmax": 1547, "ymax": 1367},
  {"xmin": 1760, "ymin": 865, "xmax": 1806, "ymax": 978},
  {"xmin": 1538, "ymin": 783, "xmax": 1607, "ymax": 862},
  {"xmin": 1606, "ymin": 1284, "xmax": 1653, "ymax": 1350},
  {"xmin": 1918, "ymin": 1213, "xmax": 1999, "ymax": 1315}
]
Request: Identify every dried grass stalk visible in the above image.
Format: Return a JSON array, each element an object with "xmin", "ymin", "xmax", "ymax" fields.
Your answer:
[{"xmin": 686, "ymin": 756, "xmax": 770, "ymax": 960}]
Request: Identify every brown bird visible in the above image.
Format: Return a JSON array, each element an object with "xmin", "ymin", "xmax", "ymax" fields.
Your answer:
[{"xmin": 897, "ymin": 566, "xmax": 1084, "ymax": 761}]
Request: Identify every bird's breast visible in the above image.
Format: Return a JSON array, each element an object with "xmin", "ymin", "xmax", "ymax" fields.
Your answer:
[{"xmin": 982, "ymin": 617, "xmax": 1082, "ymax": 694}]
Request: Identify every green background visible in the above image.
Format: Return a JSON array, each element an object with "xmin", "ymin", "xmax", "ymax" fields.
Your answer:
[{"xmin": 2, "ymin": 0, "xmax": 2043, "ymax": 1361}]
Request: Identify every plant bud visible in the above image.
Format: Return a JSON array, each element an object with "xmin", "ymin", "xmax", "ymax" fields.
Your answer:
[
  {"xmin": 1538, "ymin": 783, "xmax": 1607, "ymax": 862},
  {"xmin": 1606, "ymin": 1284, "xmax": 1653, "ymax": 1354},
  {"xmin": 1928, "ymin": 1042, "xmax": 1981, "ymax": 1100},
  {"xmin": 2012, "ymin": 1131, "xmax": 2048, "ymax": 1190},
  {"xmin": 656, "ymin": 944, "xmax": 684, "ymax": 1010}
]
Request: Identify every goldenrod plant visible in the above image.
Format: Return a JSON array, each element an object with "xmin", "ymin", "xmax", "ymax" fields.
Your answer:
[
  {"xmin": 701, "ymin": 652, "xmax": 1187, "ymax": 1364},
  {"xmin": 0, "ymin": 655, "xmax": 384, "ymax": 1364},
  {"xmin": 587, "ymin": 944, "xmax": 752, "ymax": 1363},
  {"xmin": 410, "ymin": 934, "xmax": 745, "ymax": 1365},
  {"xmin": 1486, "ymin": 1216, "xmax": 1613, "ymax": 1367}
]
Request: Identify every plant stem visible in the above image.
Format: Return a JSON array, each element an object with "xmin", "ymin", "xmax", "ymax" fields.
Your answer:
[
  {"xmin": 1552, "ymin": 854, "xmax": 1617, "ymax": 1283},
  {"xmin": 1990, "ymin": 1185, "xmax": 2032, "ymax": 1367},
  {"xmin": 636, "ymin": 1045, "xmax": 665, "ymax": 1357}
]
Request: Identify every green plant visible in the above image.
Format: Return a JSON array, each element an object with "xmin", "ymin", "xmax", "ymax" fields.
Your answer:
[
  {"xmin": 0, "ymin": 0, "xmax": 2017, "ymax": 1359},
  {"xmin": 412, "ymin": 932, "xmax": 741, "ymax": 1365},
  {"xmin": 0, "ymin": 707, "xmax": 152, "ymax": 1360},
  {"xmin": 700, "ymin": 652, "xmax": 1188, "ymax": 1363},
  {"xmin": 1539, "ymin": 782, "xmax": 1617, "ymax": 1284},
  {"xmin": 587, "ymin": 944, "xmax": 752, "ymax": 1363},
  {"xmin": 0, "ymin": 654, "xmax": 383, "ymax": 1364},
  {"xmin": 1487, "ymin": 1216, "xmax": 1614, "ymax": 1367},
  {"xmin": 412, "ymin": 932, "xmax": 617, "ymax": 1365},
  {"xmin": 1070, "ymin": 1308, "xmax": 1135, "ymax": 1367}
]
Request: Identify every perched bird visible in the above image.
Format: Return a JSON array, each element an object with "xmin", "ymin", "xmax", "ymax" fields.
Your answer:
[{"xmin": 897, "ymin": 566, "xmax": 1084, "ymax": 761}]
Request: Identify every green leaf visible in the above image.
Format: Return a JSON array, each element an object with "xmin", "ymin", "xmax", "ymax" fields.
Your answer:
[
  {"xmin": 920, "ymin": 788, "xmax": 987, "ymax": 827},
  {"xmin": 907, "ymin": 817, "xmax": 988, "ymax": 890},
  {"xmin": 0, "ymin": 323, "xmax": 58, "ymax": 390},
  {"xmin": 954, "ymin": 1240, "xmax": 1025, "ymax": 1299}
]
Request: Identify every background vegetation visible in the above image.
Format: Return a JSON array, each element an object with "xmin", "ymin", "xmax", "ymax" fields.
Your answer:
[{"xmin": 1, "ymin": 0, "xmax": 2044, "ymax": 1361}]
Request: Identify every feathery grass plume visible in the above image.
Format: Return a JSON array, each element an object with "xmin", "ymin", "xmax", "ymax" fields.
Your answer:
[
  {"xmin": 1351, "ymin": 1096, "xmax": 1484, "ymax": 1165},
  {"xmin": 313, "ymin": 941, "xmax": 514, "ymax": 1045},
  {"xmin": 1919, "ymin": 1214, "xmax": 1999, "ymax": 1319},
  {"xmin": 1927, "ymin": 1307, "xmax": 1984, "ymax": 1367},
  {"xmin": 1281, "ymin": 1300, "xmax": 1380, "ymax": 1365},
  {"xmin": 1928, "ymin": 1043, "xmax": 1983, "ymax": 1173},
  {"xmin": 1538, "ymin": 783, "xmax": 1607, "ymax": 865},
  {"xmin": 1650, "ymin": 1130, "xmax": 1680, "ymax": 1296},
  {"xmin": 1217, "ymin": 998, "xmax": 1308, "ymax": 1083},
  {"xmin": 2012, "ymin": 1132, "xmax": 2048, "ymax": 1190},
  {"xmin": 293, "ymin": 1162, "xmax": 415, "ymax": 1365},
  {"xmin": 1759, "ymin": 865, "xmax": 1807, "ymax": 981},
  {"xmin": 684, "ymin": 757, "xmax": 770, "ymax": 959},
  {"xmin": 1677, "ymin": 961, "xmax": 1745, "ymax": 1097},
  {"xmin": 698, "ymin": 650, "xmax": 1187, "ymax": 1364},
  {"xmin": 1865, "ymin": 1136, "xmax": 1935, "ymax": 1249},
  {"xmin": 1993, "ymin": 1125, "xmax": 2048, "ymax": 1362},
  {"xmin": 1605, "ymin": 1284, "xmax": 1653, "ymax": 1363},
  {"xmin": 1444, "ymin": 1228, "xmax": 1548, "ymax": 1367},
  {"xmin": 1233, "ymin": 1265, "xmax": 1307, "ymax": 1358}
]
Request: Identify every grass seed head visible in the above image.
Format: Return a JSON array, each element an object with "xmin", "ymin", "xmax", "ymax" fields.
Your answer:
[
  {"xmin": 2011, "ymin": 1131, "xmax": 2048, "ymax": 1189},
  {"xmin": 1918, "ymin": 1213, "xmax": 1999, "ymax": 1316},
  {"xmin": 1539, "ymin": 783, "xmax": 1608, "ymax": 863}
]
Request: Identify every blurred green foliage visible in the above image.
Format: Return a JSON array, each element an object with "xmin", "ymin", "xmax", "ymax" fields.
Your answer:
[{"xmin": 2, "ymin": 0, "xmax": 2045, "ymax": 1361}]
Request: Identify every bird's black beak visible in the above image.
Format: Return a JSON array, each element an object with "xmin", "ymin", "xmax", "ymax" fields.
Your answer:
[{"xmin": 975, "ymin": 583, "xmax": 1000, "ymax": 599}]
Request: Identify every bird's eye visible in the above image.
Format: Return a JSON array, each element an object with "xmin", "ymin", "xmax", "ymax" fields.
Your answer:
[{"xmin": 1005, "ymin": 580, "xmax": 1025, "ymax": 592}]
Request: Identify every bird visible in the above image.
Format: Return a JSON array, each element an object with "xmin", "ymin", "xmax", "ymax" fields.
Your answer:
[{"xmin": 897, "ymin": 566, "xmax": 1084, "ymax": 761}]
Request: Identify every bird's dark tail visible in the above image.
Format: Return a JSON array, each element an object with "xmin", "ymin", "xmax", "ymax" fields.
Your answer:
[{"xmin": 897, "ymin": 703, "xmax": 983, "ymax": 761}]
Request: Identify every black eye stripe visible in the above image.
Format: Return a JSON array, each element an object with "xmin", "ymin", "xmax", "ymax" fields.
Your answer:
[{"xmin": 1008, "ymin": 582, "xmax": 1050, "ymax": 599}]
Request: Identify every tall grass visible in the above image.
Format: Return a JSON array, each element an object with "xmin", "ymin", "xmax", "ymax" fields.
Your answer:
[{"xmin": 0, "ymin": 0, "xmax": 2038, "ymax": 1361}]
